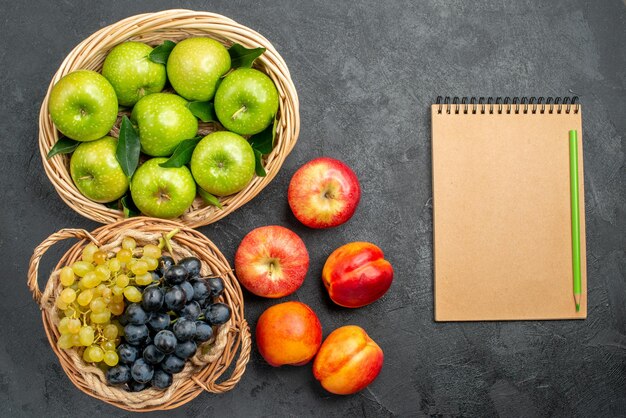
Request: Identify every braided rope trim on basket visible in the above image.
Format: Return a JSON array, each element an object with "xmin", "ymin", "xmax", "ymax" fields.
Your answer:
[
  {"xmin": 28, "ymin": 218, "xmax": 251, "ymax": 412},
  {"xmin": 38, "ymin": 9, "xmax": 300, "ymax": 227}
]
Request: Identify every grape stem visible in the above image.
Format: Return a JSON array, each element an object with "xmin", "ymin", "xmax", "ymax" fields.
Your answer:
[
  {"xmin": 70, "ymin": 304, "xmax": 80, "ymax": 319},
  {"xmin": 158, "ymin": 228, "xmax": 180, "ymax": 262},
  {"xmin": 81, "ymin": 310, "xmax": 91, "ymax": 327}
]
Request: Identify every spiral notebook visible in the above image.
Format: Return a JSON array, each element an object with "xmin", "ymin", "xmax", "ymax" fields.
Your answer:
[{"xmin": 431, "ymin": 97, "xmax": 587, "ymax": 321}]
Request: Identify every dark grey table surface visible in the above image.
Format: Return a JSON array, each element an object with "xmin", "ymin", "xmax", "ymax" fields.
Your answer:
[{"xmin": 1, "ymin": 0, "xmax": 624, "ymax": 417}]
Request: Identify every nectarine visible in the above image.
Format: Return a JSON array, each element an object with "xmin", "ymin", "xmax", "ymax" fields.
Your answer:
[
  {"xmin": 313, "ymin": 325, "xmax": 383, "ymax": 395},
  {"xmin": 256, "ymin": 301, "xmax": 322, "ymax": 367},
  {"xmin": 322, "ymin": 242, "xmax": 393, "ymax": 308}
]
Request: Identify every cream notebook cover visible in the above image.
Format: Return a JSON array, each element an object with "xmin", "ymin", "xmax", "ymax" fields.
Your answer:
[{"xmin": 431, "ymin": 97, "xmax": 587, "ymax": 321}]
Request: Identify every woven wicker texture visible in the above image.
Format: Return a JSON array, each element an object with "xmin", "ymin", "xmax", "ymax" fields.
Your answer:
[
  {"xmin": 38, "ymin": 9, "xmax": 300, "ymax": 227},
  {"xmin": 27, "ymin": 217, "xmax": 251, "ymax": 412}
]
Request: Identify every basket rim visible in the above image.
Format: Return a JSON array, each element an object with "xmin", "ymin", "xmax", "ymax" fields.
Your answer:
[
  {"xmin": 28, "ymin": 217, "xmax": 252, "ymax": 412},
  {"xmin": 39, "ymin": 9, "xmax": 300, "ymax": 228}
]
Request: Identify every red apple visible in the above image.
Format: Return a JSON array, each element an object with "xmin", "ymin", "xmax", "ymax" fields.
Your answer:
[
  {"xmin": 234, "ymin": 226, "xmax": 309, "ymax": 298},
  {"xmin": 288, "ymin": 157, "xmax": 361, "ymax": 228}
]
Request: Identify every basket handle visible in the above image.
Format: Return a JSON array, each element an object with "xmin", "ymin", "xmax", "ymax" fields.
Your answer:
[
  {"xmin": 194, "ymin": 320, "xmax": 252, "ymax": 393},
  {"xmin": 28, "ymin": 228, "xmax": 99, "ymax": 307}
]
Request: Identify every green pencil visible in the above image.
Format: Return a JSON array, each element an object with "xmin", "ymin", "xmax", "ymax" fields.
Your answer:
[{"xmin": 569, "ymin": 130, "xmax": 582, "ymax": 311}]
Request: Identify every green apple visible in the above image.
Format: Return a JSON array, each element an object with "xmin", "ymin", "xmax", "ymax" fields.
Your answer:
[
  {"xmin": 190, "ymin": 131, "xmax": 255, "ymax": 196},
  {"xmin": 70, "ymin": 136, "xmax": 128, "ymax": 203},
  {"xmin": 131, "ymin": 93, "xmax": 198, "ymax": 157},
  {"xmin": 49, "ymin": 70, "xmax": 118, "ymax": 141},
  {"xmin": 166, "ymin": 37, "xmax": 231, "ymax": 101},
  {"xmin": 102, "ymin": 41, "xmax": 166, "ymax": 106},
  {"xmin": 214, "ymin": 68, "xmax": 279, "ymax": 135},
  {"xmin": 130, "ymin": 158, "xmax": 196, "ymax": 218}
]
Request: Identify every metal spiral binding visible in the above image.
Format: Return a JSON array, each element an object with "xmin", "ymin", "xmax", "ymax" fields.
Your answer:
[{"xmin": 435, "ymin": 96, "xmax": 580, "ymax": 115}]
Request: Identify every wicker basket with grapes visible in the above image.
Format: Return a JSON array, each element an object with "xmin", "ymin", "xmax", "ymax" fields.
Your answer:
[{"xmin": 28, "ymin": 218, "xmax": 250, "ymax": 412}]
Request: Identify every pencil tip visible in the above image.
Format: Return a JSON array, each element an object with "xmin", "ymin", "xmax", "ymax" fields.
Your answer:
[{"xmin": 576, "ymin": 303, "xmax": 580, "ymax": 312}]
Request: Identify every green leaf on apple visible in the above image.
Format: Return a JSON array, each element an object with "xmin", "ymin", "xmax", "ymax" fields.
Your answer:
[
  {"xmin": 46, "ymin": 136, "xmax": 79, "ymax": 159},
  {"xmin": 228, "ymin": 43, "xmax": 266, "ymax": 68},
  {"xmin": 197, "ymin": 187, "xmax": 223, "ymax": 209},
  {"xmin": 187, "ymin": 101, "xmax": 216, "ymax": 122},
  {"xmin": 253, "ymin": 149, "xmax": 266, "ymax": 177},
  {"xmin": 248, "ymin": 117, "xmax": 277, "ymax": 155},
  {"xmin": 148, "ymin": 40, "xmax": 176, "ymax": 64},
  {"xmin": 159, "ymin": 136, "xmax": 203, "ymax": 168},
  {"xmin": 120, "ymin": 194, "xmax": 140, "ymax": 218},
  {"xmin": 116, "ymin": 116, "xmax": 141, "ymax": 178}
]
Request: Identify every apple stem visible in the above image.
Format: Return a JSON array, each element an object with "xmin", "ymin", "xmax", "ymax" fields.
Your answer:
[
  {"xmin": 231, "ymin": 105, "xmax": 247, "ymax": 120},
  {"xmin": 157, "ymin": 188, "xmax": 171, "ymax": 204},
  {"xmin": 268, "ymin": 260, "xmax": 277, "ymax": 278}
]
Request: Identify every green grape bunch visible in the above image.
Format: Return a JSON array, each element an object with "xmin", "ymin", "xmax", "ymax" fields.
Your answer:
[{"xmin": 54, "ymin": 236, "xmax": 163, "ymax": 368}]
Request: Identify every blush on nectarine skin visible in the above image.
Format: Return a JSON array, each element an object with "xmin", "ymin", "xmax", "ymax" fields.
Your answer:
[
  {"xmin": 288, "ymin": 157, "xmax": 361, "ymax": 229},
  {"xmin": 322, "ymin": 242, "xmax": 393, "ymax": 308},
  {"xmin": 256, "ymin": 301, "xmax": 322, "ymax": 367},
  {"xmin": 313, "ymin": 325, "xmax": 383, "ymax": 395},
  {"xmin": 235, "ymin": 225, "xmax": 309, "ymax": 298}
]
